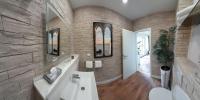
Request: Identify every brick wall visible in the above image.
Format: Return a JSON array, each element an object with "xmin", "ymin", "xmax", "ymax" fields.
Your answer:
[
  {"xmin": 0, "ymin": 0, "xmax": 46, "ymax": 100},
  {"xmin": 175, "ymin": 25, "xmax": 191, "ymax": 57},
  {"xmin": 133, "ymin": 11, "xmax": 176, "ymax": 78},
  {"xmin": 73, "ymin": 6, "xmax": 133, "ymax": 82}
]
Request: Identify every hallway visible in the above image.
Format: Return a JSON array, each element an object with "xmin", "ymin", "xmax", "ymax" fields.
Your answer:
[
  {"xmin": 139, "ymin": 55, "xmax": 151, "ymax": 76},
  {"xmin": 97, "ymin": 72, "xmax": 160, "ymax": 100}
]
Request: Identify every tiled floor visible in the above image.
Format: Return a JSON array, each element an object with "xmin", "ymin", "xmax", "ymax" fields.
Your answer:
[{"xmin": 97, "ymin": 72, "xmax": 160, "ymax": 100}]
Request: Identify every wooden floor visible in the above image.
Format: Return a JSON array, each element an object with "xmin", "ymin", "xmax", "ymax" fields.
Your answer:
[{"xmin": 97, "ymin": 72, "xmax": 160, "ymax": 100}]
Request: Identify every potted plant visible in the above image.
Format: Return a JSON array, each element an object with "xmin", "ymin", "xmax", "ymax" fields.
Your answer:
[{"xmin": 153, "ymin": 26, "xmax": 176, "ymax": 88}]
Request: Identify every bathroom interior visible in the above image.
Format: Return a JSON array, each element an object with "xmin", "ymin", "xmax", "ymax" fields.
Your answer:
[{"xmin": 0, "ymin": 0, "xmax": 200, "ymax": 100}]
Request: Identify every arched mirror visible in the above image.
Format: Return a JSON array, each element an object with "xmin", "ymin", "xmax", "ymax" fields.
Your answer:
[{"xmin": 93, "ymin": 22, "xmax": 113, "ymax": 58}]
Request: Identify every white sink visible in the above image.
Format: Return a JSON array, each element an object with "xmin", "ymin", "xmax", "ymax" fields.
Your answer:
[
  {"xmin": 60, "ymin": 72, "xmax": 99, "ymax": 100},
  {"xmin": 33, "ymin": 55, "xmax": 99, "ymax": 100},
  {"xmin": 60, "ymin": 81, "xmax": 79, "ymax": 100}
]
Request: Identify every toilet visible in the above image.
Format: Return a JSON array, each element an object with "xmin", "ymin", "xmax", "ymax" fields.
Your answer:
[{"xmin": 149, "ymin": 85, "xmax": 190, "ymax": 100}]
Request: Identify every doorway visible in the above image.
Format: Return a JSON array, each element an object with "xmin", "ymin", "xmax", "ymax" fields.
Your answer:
[
  {"xmin": 122, "ymin": 29, "xmax": 151, "ymax": 79},
  {"xmin": 122, "ymin": 29, "xmax": 137, "ymax": 79},
  {"xmin": 136, "ymin": 28, "xmax": 151, "ymax": 76}
]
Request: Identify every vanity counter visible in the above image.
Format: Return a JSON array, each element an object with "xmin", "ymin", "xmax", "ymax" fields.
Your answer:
[
  {"xmin": 60, "ymin": 71, "xmax": 99, "ymax": 100},
  {"xmin": 33, "ymin": 55, "xmax": 79, "ymax": 99}
]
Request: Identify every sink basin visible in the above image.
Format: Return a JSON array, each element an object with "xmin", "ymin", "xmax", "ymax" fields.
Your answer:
[
  {"xmin": 60, "ymin": 72, "xmax": 99, "ymax": 100},
  {"xmin": 60, "ymin": 81, "xmax": 79, "ymax": 100}
]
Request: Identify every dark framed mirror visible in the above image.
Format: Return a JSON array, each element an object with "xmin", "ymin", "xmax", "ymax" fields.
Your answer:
[
  {"xmin": 93, "ymin": 22, "xmax": 113, "ymax": 58},
  {"xmin": 47, "ymin": 28, "xmax": 60, "ymax": 56}
]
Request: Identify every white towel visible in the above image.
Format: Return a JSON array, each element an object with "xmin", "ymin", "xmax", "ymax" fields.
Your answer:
[
  {"xmin": 95, "ymin": 61, "xmax": 102, "ymax": 68},
  {"xmin": 85, "ymin": 61, "xmax": 93, "ymax": 69}
]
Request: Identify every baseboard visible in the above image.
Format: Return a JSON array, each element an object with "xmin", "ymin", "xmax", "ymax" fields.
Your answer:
[
  {"xmin": 96, "ymin": 75, "xmax": 122, "ymax": 85},
  {"xmin": 151, "ymin": 75, "xmax": 161, "ymax": 79}
]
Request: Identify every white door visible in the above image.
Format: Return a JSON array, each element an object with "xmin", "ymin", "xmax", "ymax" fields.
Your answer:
[{"xmin": 122, "ymin": 29, "xmax": 137, "ymax": 79}]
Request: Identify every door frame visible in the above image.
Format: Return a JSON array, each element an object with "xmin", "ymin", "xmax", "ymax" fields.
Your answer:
[{"xmin": 135, "ymin": 28, "xmax": 151, "ymax": 74}]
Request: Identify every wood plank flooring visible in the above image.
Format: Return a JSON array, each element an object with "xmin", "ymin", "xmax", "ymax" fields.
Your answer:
[{"xmin": 97, "ymin": 71, "xmax": 160, "ymax": 100}]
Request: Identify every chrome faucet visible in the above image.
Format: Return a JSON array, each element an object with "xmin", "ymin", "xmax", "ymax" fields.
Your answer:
[
  {"xmin": 72, "ymin": 74, "xmax": 80, "ymax": 83},
  {"xmin": 72, "ymin": 74, "xmax": 80, "ymax": 79}
]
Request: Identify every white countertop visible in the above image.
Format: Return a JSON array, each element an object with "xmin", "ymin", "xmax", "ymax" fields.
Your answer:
[
  {"xmin": 60, "ymin": 71, "xmax": 99, "ymax": 100},
  {"xmin": 33, "ymin": 55, "xmax": 79, "ymax": 99}
]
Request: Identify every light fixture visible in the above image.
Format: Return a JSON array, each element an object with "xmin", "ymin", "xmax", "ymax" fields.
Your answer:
[{"xmin": 122, "ymin": 0, "xmax": 128, "ymax": 4}]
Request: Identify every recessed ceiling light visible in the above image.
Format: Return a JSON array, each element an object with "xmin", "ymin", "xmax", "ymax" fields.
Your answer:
[{"xmin": 122, "ymin": 0, "xmax": 128, "ymax": 4}]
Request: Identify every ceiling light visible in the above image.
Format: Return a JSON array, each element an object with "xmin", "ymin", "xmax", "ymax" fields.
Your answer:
[{"xmin": 122, "ymin": 0, "xmax": 128, "ymax": 4}]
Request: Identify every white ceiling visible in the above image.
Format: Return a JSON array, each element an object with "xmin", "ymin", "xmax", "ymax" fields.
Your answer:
[{"xmin": 69, "ymin": 0, "xmax": 178, "ymax": 20}]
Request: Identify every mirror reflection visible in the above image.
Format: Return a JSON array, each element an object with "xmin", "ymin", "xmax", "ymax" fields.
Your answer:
[{"xmin": 45, "ymin": 1, "xmax": 72, "ymax": 64}]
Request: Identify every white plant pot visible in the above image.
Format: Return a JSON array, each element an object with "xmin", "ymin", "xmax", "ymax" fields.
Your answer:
[{"xmin": 160, "ymin": 66, "xmax": 171, "ymax": 89}]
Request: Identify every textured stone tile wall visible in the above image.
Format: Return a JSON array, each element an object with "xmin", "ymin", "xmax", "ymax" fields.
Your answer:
[
  {"xmin": 73, "ymin": 6, "xmax": 133, "ymax": 82},
  {"xmin": 173, "ymin": 57, "xmax": 200, "ymax": 100},
  {"xmin": 133, "ymin": 11, "xmax": 176, "ymax": 78},
  {"xmin": 0, "ymin": 0, "xmax": 46, "ymax": 100},
  {"xmin": 177, "ymin": 0, "xmax": 193, "ymax": 11},
  {"xmin": 0, "ymin": 0, "xmax": 74, "ymax": 99}
]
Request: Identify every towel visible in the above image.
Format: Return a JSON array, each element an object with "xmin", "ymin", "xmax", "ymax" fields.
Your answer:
[{"xmin": 43, "ymin": 67, "xmax": 62, "ymax": 84}]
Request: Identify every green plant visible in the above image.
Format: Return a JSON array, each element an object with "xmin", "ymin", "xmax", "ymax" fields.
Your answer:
[{"xmin": 153, "ymin": 26, "xmax": 176, "ymax": 67}]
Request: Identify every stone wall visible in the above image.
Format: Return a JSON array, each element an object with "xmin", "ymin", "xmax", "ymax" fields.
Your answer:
[
  {"xmin": 173, "ymin": 57, "xmax": 200, "ymax": 100},
  {"xmin": 0, "ymin": 0, "xmax": 45, "ymax": 100},
  {"xmin": 73, "ymin": 6, "xmax": 133, "ymax": 82},
  {"xmin": 0, "ymin": 0, "xmax": 74, "ymax": 99},
  {"xmin": 177, "ymin": 0, "xmax": 193, "ymax": 11},
  {"xmin": 133, "ymin": 11, "xmax": 176, "ymax": 78}
]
